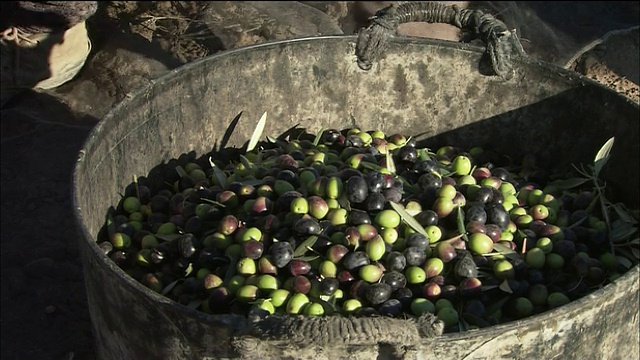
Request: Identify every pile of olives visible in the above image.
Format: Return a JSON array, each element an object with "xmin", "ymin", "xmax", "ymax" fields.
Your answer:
[{"xmin": 99, "ymin": 126, "xmax": 637, "ymax": 332}]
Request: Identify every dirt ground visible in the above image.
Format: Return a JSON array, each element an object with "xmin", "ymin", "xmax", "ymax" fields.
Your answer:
[{"xmin": 1, "ymin": 2, "xmax": 638, "ymax": 360}]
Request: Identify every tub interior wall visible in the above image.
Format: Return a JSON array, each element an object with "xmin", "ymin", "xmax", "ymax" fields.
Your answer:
[{"xmin": 77, "ymin": 37, "xmax": 639, "ymax": 238}]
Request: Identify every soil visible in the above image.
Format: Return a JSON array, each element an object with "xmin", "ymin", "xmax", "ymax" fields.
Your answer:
[{"xmin": 1, "ymin": 2, "xmax": 638, "ymax": 360}]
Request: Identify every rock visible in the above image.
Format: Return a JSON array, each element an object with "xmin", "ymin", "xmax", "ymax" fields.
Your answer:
[
  {"xmin": 50, "ymin": 31, "xmax": 181, "ymax": 119},
  {"xmin": 567, "ymin": 27, "xmax": 639, "ymax": 104},
  {"xmin": 201, "ymin": 1, "xmax": 343, "ymax": 50}
]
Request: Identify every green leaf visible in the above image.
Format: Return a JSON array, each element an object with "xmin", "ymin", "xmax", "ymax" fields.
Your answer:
[
  {"xmin": 386, "ymin": 151, "xmax": 396, "ymax": 174},
  {"xmin": 389, "ymin": 201, "xmax": 428, "ymax": 237},
  {"xmin": 218, "ymin": 111, "xmax": 243, "ymax": 152},
  {"xmin": 162, "ymin": 279, "xmax": 183, "ymax": 296},
  {"xmin": 175, "ymin": 165, "xmax": 189, "ymax": 178},
  {"xmin": 224, "ymin": 257, "xmax": 238, "ymax": 284},
  {"xmin": 294, "ymin": 255, "xmax": 320, "ymax": 262},
  {"xmin": 499, "ymin": 279, "xmax": 513, "ymax": 294},
  {"xmin": 493, "ymin": 242, "xmax": 521, "ymax": 261},
  {"xmin": 313, "ymin": 128, "xmax": 325, "ymax": 147},
  {"xmin": 199, "ymin": 198, "xmax": 226, "ymax": 207},
  {"xmin": 611, "ymin": 203, "xmax": 639, "ymax": 225},
  {"xmin": 338, "ymin": 192, "xmax": 351, "ymax": 211},
  {"xmin": 615, "ymin": 254, "xmax": 634, "ymax": 269},
  {"xmin": 187, "ymin": 299, "xmax": 202, "ymax": 310},
  {"xmin": 184, "ymin": 263, "xmax": 194, "ymax": 277},
  {"xmin": 594, "ymin": 137, "xmax": 614, "ymax": 176},
  {"xmin": 485, "ymin": 296, "xmax": 510, "ymax": 317},
  {"xmin": 610, "ymin": 220, "xmax": 638, "ymax": 243},
  {"xmin": 239, "ymin": 155, "xmax": 255, "ymax": 173},
  {"xmin": 133, "ymin": 174, "xmax": 141, "ymax": 200},
  {"xmin": 546, "ymin": 177, "xmax": 590, "ymax": 191},
  {"xmin": 294, "ymin": 236, "xmax": 318, "ymax": 257},
  {"xmin": 309, "ymin": 296, "xmax": 337, "ymax": 315},
  {"xmin": 105, "ymin": 207, "xmax": 117, "ymax": 240},
  {"xmin": 456, "ymin": 207, "xmax": 468, "ymax": 242},
  {"xmin": 246, "ymin": 111, "xmax": 267, "ymax": 153},
  {"xmin": 208, "ymin": 156, "xmax": 227, "ymax": 188},
  {"xmin": 276, "ymin": 123, "xmax": 301, "ymax": 141},
  {"xmin": 360, "ymin": 162, "xmax": 383, "ymax": 172},
  {"xmin": 154, "ymin": 234, "xmax": 183, "ymax": 242}
]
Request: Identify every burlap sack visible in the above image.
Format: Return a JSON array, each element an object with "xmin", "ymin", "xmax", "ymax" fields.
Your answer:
[{"xmin": 1, "ymin": 20, "xmax": 91, "ymax": 105}]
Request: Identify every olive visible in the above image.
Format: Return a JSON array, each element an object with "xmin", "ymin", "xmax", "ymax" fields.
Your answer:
[
  {"xmin": 365, "ymin": 282, "xmax": 392, "ymax": 305},
  {"xmin": 178, "ymin": 234, "xmax": 198, "ymax": 258},
  {"xmin": 270, "ymin": 241, "xmax": 294, "ymax": 268},
  {"xmin": 465, "ymin": 204, "xmax": 487, "ymax": 224},
  {"xmin": 381, "ymin": 270, "xmax": 407, "ymax": 291},
  {"xmin": 242, "ymin": 240, "xmax": 264, "ymax": 260},
  {"xmin": 364, "ymin": 192, "xmax": 387, "ymax": 212},
  {"xmin": 415, "ymin": 209, "xmax": 439, "ymax": 227},
  {"xmin": 319, "ymin": 277, "xmax": 340, "ymax": 295},
  {"xmin": 294, "ymin": 217, "xmax": 322, "ymax": 236},
  {"xmin": 396, "ymin": 145, "xmax": 417, "ymax": 163},
  {"xmin": 454, "ymin": 250, "xmax": 478, "ymax": 279},
  {"xmin": 378, "ymin": 298, "xmax": 403, "ymax": 317},
  {"xmin": 346, "ymin": 175, "xmax": 368, "ymax": 204},
  {"xmin": 385, "ymin": 251, "xmax": 407, "ymax": 272},
  {"xmin": 405, "ymin": 233, "xmax": 429, "ymax": 251},
  {"xmin": 435, "ymin": 242, "xmax": 457, "ymax": 262},
  {"xmin": 383, "ymin": 188, "xmax": 403, "ymax": 203},
  {"xmin": 404, "ymin": 246, "xmax": 427, "ymax": 266},
  {"xmin": 418, "ymin": 172, "xmax": 442, "ymax": 190},
  {"xmin": 349, "ymin": 209, "xmax": 372, "ymax": 226},
  {"xmin": 342, "ymin": 251, "xmax": 371, "ymax": 271}
]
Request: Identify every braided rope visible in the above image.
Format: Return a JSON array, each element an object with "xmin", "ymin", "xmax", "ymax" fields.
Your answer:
[{"xmin": 355, "ymin": 1, "xmax": 526, "ymax": 80}]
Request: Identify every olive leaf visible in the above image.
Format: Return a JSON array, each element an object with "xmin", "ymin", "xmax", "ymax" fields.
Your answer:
[
  {"xmin": 199, "ymin": 198, "xmax": 226, "ymax": 208},
  {"xmin": 105, "ymin": 207, "xmax": 117, "ymax": 240},
  {"xmin": 615, "ymin": 253, "xmax": 634, "ymax": 268},
  {"xmin": 277, "ymin": 123, "xmax": 302, "ymax": 140},
  {"xmin": 295, "ymin": 255, "xmax": 320, "ymax": 262},
  {"xmin": 133, "ymin": 174, "xmax": 141, "ymax": 200},
  {"xmin": 360, "ymin": 162, "xmax": 382, "ymax": 172},
  {"xmin": 456, "ymin": 206, "xmax": 468, "ymax": 242},
  {"xmin": 313, "ymin": 128, "xmax": 325, "ymax": 147},
  {"xmin": 184, "ymin": 263, "xmax": 194, "ymax": 277},
  {"xmin": 594, "ymin": 137, "xmax": 614, "ymax": 176},
  {"xmin": 492, "ymin": 242, "xmax": 521, "ymax": 261},
  {"xmin": 218, "ymin": 111, "xmax": 243, "ymax": 152},
  {"xmin": 498, "ymin": 279, "xmax": 513, "ymax": 294},
  {"xmin": 162, "ymin": 279, "xmax": 183, "ymax": 296},
  {"xmin": 175, "ymin": 165, "xmax": 189, "ymax": 178},
  {"xmin": 224, "ymin": 257, "xmax": 238, "ymax": 284},
  {"xmin": 610, "ymin": 220, "xmax": 638, "ymax": 243},
  {"xmin": 389, "ymin": 201, "xmax": 428, "ymax": 237},
  {"xmin": 239, "ymin": 155, "xmax": 255, "ymax": 173},
  {"xmin": 338, "ymin": 192, "xmax": 352, "ymax": 211},
  {"xmin": 294, "ymin": 236, "xmax": 318, "ymax": 257},
  {"xmin": 310, "ymin": 296, "xmax": 337, "ymax": 315},
  {"xmin": 208, "ymin": 156, "xmax": 227, "ymax": 188},
  {"xmin": 186, "ymin": 299, "xmax": 202, "ymax": 310},
  {"xmin": 154, "ymin": 234, "xmax": 183, "ymax": 242},
  {"xmin": 546, "ymin": 177, "xmax": 590, "ymax": 191},
  {"xmin": 611, "ymin": 203, "xmax": 638, "ymax": 225},
  {"xmin": 246, "ymin": 111, "xmax": 267, "ymax": 153},
  {"xmin": 385, "ymin": 151, "xmax": 396, "ymax": 174},
  {"xmin": 484, "ymin": 295, "xmax": 510, "ymax": 317}
]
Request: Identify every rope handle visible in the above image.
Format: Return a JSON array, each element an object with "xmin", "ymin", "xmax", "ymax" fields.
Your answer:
[{"xmin": 355, "ymin": 1, "xmax": 526, "ymax": 80}]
